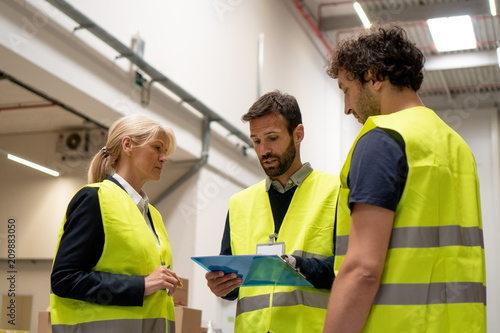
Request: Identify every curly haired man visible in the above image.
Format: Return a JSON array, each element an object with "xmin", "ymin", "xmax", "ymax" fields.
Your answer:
[{"xmin": 323, "ymin": 26, "xmax": 486, "ymax": 333}]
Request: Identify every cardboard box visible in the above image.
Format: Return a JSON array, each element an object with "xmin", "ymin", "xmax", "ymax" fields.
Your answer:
[
  {"xmin": 174, "ymin": 306, "xmax": 201, "ymax": 333},
  {"xmin": 173, "ymin": 277, "xmax": 188, "ymax": 306},
  {"xmin": 38, "ymin": 308, "xmax": 52, "ymax": 333},
  {"xmin": 0, "ymin": 295, "xmax": 32, "ymax": 331}
]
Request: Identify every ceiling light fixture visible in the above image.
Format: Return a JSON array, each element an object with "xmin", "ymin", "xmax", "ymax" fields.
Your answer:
[
  {"xmin": 353, "ymin": 2, "xmax": 371, "ymax": 29},
  {"xmin": 489, "ymin": 0, "xmax": 497, "ymax": 16},
  {"xmin": 7, "ymin": 154, "xmax": 60, "ymax": 177},
  {"xmin": 427, "ymin": 15, "xmax": 477, "ymax": 52}
]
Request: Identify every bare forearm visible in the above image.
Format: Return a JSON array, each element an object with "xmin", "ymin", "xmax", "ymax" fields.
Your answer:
[
  {"xmin": 324, "ymin": 203, "xmax": 393, "ymax": 332},
  {"xmin": 323, "ymin": 266, "xmax": 381, "ymax": 333}
]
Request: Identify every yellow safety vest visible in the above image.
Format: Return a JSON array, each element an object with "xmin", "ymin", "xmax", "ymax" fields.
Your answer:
[
  {"xmin": 229, "ymin": 170, "xmax": 339, "ymax": 333},
  {"xmin": 336, "ymin": 107, "xmax": 486, "ymax": 332},
  {"xmin": 50, "ymin": 179, "xmax": 175, "ymax": 333}
]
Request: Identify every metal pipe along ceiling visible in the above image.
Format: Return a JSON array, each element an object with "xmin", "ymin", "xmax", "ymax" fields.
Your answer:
[
  {"xmin": 0, "ymin": 71, "xmax": 108, "ymax": 130},
  {"xmin": 44, "ymin": 0, "xmax": 251, "ymax": 200},
  {"xmin": 45, "ymin": 0, "xmax": 253, "ymax": 148},
  {"xmin": 0, "ymin": 103, "xmax": 55, "ymax": 111},
  {"xmin": 293, "ymin": 0, "xmax": 334, "ymax": 54}
]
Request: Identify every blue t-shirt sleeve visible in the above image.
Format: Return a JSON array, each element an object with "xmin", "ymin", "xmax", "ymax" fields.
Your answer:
[{"xmin": 348, "ymin": 128, "xmax": 408, "ymax": 211}]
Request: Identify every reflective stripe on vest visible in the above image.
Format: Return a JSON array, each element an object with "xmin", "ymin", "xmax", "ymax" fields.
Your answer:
[
  {"xmin": 236, "ymin": 294, "xmax": 271, "ymax": 315},
  {"xmin": 336, "ymin": 107, "xmax": 486, "ymax": 332},
  {"xmin": 236, "ymin": 289, "xmax": 330, "ymax": 316},
  {"xmin": 229, "ymin": 170, "xmax": 339, "ymax": 333},
  {"xmin": 373, "ymin": 282, "xmax": 486, "ymax": 306},
  {"xmin": 52, "ymin": 318, "xmax": 175, "ymax": 333},
  {"xmin": 50, "ymin": 180, "xmax": 175, "ymax": 331},
  {"xmin": 336, "ymin": 225, "xmax": 484, "ymax": 255}
]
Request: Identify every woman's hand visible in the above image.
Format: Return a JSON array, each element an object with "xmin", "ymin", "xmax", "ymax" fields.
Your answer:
[{"xmin": 144, "ymin": 266, "xmax": 183, "ymax": 296}]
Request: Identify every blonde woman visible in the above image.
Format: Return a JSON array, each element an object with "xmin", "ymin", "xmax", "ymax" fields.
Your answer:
[{"xmin": 51, "ymin": 114, "xmax": 182, "ymax": 333}]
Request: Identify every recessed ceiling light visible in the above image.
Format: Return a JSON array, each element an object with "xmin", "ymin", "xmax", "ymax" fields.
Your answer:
[
  {"xmin": 427, "ymin": 15, "xmax": 477, "ymax": 52},
  {"xmin": 489, "ymin": 0, "xmax": 497, "ymax": 16}
]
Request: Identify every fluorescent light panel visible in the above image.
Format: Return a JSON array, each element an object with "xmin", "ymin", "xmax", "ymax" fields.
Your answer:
[
  {"xmin": 7, "ymin": 154, "xmax": 59, "ymax": 177},
  {"xmin": 490, "ymin": 0, "xmax": 497, "ymax": 16},
  {"xmin": 353, "ymin": 2, "xmax": 371, "ymax": 29},
  {"xmin": 427, "ymin": 15, "xmax": 477, "ymax": 52}
]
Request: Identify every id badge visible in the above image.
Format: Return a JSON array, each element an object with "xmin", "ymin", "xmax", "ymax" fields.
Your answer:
[{"xmin": 256, "ymin": 233, "xmax": 285, "ymax": 256}]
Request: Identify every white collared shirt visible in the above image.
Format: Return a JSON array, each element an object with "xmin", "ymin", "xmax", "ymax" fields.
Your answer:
[{"xmin": 112, "ymin": 173, "xmax": 160, "ymax": 248}]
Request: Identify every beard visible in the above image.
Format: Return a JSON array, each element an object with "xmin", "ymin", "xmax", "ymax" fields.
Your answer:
[
  {"xmin": 260, "ymin": 137, "xmax": 296, "ymax": 178},
  {"xmin": 358, "ymin": 83, "xmax": 381, "ymax": 124}
]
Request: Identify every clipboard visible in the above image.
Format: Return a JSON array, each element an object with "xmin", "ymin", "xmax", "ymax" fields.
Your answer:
[{"xmin": 191, "ymin": 255, "xmax": 313, "ymax": 287}]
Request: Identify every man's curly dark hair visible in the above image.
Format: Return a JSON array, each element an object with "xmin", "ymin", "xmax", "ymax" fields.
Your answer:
[{"xmin": 327, "ymin": 26, "xmax": 425, "ymax": 91}]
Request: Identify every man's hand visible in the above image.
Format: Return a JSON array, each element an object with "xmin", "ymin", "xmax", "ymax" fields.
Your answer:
[
  {"xmin": 145, "ymin": 266, "xmax": 183, "ymax": 297},
  {"xmin": 205, "ymin": 271, "xmax": 242, "ymax": 297}
]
